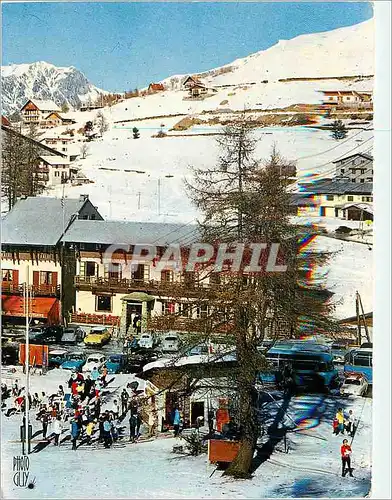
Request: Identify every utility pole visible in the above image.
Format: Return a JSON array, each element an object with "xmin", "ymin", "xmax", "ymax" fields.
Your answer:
[
  {"xmin": 355, "ymin": 291, "xmax": 362, "ymax": 346},
  {"xmin": 158, "ymin": 178, "xmax": 161, "ymax": 216},
  {"xmin": 24, "ymin": 265, "xmax": 31, "ymax": 454}
]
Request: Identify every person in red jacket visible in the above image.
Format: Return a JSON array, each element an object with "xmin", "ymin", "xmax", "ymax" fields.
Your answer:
[{"xmin": 341, "ymin": 439, "xmax": 353, "ymax": 477}]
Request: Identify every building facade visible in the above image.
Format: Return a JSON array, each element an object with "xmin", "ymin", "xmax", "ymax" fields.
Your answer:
[
  {"xmin": 1, "ymin": 196, "xmax": 103, "ymax": 327},
  {"xmin": 334, "ymin": 153, "xmax": 373, "ymax": 184},
  {"xmin": 20, "ymin": 99, "xmax": 61, "ymax": 124}
]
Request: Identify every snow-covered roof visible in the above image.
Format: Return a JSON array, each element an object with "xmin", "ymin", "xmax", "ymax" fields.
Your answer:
[
  {"xmin": 23, "ymin": 99, "xmax": 61, "ymax": 112},
  {"xmin": 61, "ymin": 220, "xmax": 200, "ymax": 246},
  {"xmin": 39, "ymin": 155, "xmax": 71, "ymax": 165},
  {"xmin": 337, "ymin": 202, "xmax": 373, "ymax": 214},
  {"xmin": 2, "ymin": 197, "xmax": 89, "ymax": 246},
  {"xmin": 142, "ymin": 352, "xmax": 236, "ymax": 373}
]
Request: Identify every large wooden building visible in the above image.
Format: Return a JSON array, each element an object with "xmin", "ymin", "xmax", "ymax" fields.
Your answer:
[{"xmin": 1, "ymin": 196, "xmax": 103, "ymax": 326}]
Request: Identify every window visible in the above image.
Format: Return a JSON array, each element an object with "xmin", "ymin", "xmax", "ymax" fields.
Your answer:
[
  {"xmin": 96, "ymin": 295, "xmax": 112, "ymax": 312},
  {"xmin": 351, "ymin": 179, "xmax": 356, "ymax": 183},
  {"xmin": 54, "ymin": 171, "xmax": 60, "ymax": 177},
  {"xmin": 161, "ymin": 270, "xmax": 173, "ymax": 283},
  {"xmin": 105, "ymin": 263, "xmax": 121, "ymax": 280},
  {"xmin": 340, "ymin": 169, "xmax": 345, "ymax": 174},
  {"xmin": 40, "ymin": 271, "xmax": 53, "ymax": 285},
  {"xmin": 360, "ymin": 169, "xmax": 365, "ymax": 175},
  {"xmin": 196, "ymin": 304, "xmax": 209, "ymax": 319},
  {"xmin": 326, "ymin": 195, "xmax": 334, "ymax": 201},
  {"xmin": 2, "ymin": 270, "xmax": 13, "ymax": 281},
  {"xmin": 85, "ymin": 261, "xmax": 97, "ymax": 277},
  {"xmin": 362, "ymin": 197, "xmax": 366, "ymax": 202},
  {"xmin": 366, "ymin": 196, "xmax": 373, "ymax": 202},
  {"xmin": 360, "ymin": 179, "xmax": 365, "ymax": 183},
  {"xmin": 162, "ymin": 301, "xmax": 175, "ymax": 315},
  {"xmin": 347, "ymin": 196, "xmax": 354, "ymax": 201},
  {"xmin": 178, "ymin": 303, "xmax": 192, "ymax": 317}
]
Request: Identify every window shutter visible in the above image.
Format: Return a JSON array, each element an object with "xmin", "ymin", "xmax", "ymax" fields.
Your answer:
[
  {"xmin": 33, "ymin": 271, "xmax": 39, "ymax": 286},
  {"xmin": 79, "ymin": 261, "xmax": 86, "ymax": 277},
  {"xmin": 144, "ymin": 264, "xmax": 150, "ymax": 281},
  {"xmin": 12, "ymin": 270, "xmax": 19, "ymax": 284},
  {"xmin": 51, "ymin": 272, "xmax": 58, "ymax": 288}
]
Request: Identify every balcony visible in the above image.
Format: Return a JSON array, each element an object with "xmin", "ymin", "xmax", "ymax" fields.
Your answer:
[
  {"xmin": 70, "ymin": 312, "xmax": 120, "ymax": 326},
  {"xmin": 74, "ymin": 276, "xmax": 213, "ymax": 297},
  {"xmin": 1, "ymin": 282, "xmax": 60, "ymax": 297}
]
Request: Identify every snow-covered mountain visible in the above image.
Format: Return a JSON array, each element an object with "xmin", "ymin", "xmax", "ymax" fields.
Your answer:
[
  {"xmin": 163, "ymin": 19, "xmax": 374, "ymax": 89},
  {"xmin": 1, "ymin": 61, "xmax": 105, "ymax": 115}
]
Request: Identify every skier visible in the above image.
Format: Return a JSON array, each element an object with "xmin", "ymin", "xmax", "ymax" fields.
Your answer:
[
  {"xmin": 336, "ymin": 408, "xmax": 345, "ymax": 435},
  {"xmin": 112, "ymin": 399, "xmax": 120, "ymax": 419},
  {"xmin": 129, "ymin": 414, "xmax": 137, "ymax": 442},
  {"xmin": 341, "ymin": 439, "xmax": 353, "ymax": 477},
  {"xmin": 121, "ymin": 389, "xmax": 129, "ymax": 415},
  {"xmin": 332, "ymin": 417, "xmax": 339, "ymax": 435},
  {"xmin": 345, "ymin": 410, "xmax": 355, "ymax": 437},
  {"xmin": 91, "ymin": 366, "xmax": 100, "ymax": 381},
  {"xmin": 52, "ymin": 416, "xmax": 62, "ymax": 446},
  {"xmin": 207, "ymin": 409, "xmax": 215, "ymax": 435},
  {"xmin": 71, "ymin": 418, "xmax": 81, "ymax": 451},
  {"xmin": 37, "ymin": 408, "xmax": 50, "ymax": 439},
  {"xmin": 86, "ymin": 420, "xmax": 96, "ymax": 445},
  {"xmin": 103, "ymin": 417, "xmax": 112, "ymax": 448},
  {"xmin": 173, "ymin": 408, "xmax": 181, "ymax": 437}
]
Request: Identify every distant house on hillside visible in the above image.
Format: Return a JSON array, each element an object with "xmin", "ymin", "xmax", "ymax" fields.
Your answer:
[
  {"xmin": 333, "ymin": 152, "xmax": 373, "ymax": 183},
  {"xmin": 319, "ymin": 90, "xmax": 373, "ymax": 109},
  {"xmin": 41, "ymin": 111, "xmax": 77, "ymax": 129},
  {"xmin": 148, "ymin": 83, "xmax": 165, "ymax": 94},
  {"xmin": 37, "ymin": 156, "xmax": 73, "ymax": 186},
  {"xmin": 296, "ymin": 180, "xmax": 373, "ymax": 218},
  {"xmin": 182, "ymin": 75, "xmax": 217, "ymax": 99},
  {"xmin": 20, "ymin": 99, "xmax": 61, "ymax": 124}
]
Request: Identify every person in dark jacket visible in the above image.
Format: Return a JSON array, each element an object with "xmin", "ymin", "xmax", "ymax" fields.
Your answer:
[
  {"xmin": 37, "ymin": 408, "xmax": 50, "ymax": 439},
  {"xmin": 121, "ymin": 389, "xmax": 129, "ymax": 416},
  {"xmin": 103, "ymin": 418, "xmax": 112, "ymax": 448},
  {"xmin": 129, "ymin": 414, "xmax": 137, "ymax": 442},
  {"xmin": 71, "ymin": 418, "xmax": 81, "ymax": 451}
]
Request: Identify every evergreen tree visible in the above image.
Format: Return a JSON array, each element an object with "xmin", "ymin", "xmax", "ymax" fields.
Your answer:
[
  {"xmin": 133, "ymin": 127, "xmax": 140, "ymax": 139},
  {"xmin": 183, "ymin": 114, "xmax": 338, "ymax": 478},
  {"xmin": 331, "ymin": 119, "xmax": 348, "ymax": 140}
]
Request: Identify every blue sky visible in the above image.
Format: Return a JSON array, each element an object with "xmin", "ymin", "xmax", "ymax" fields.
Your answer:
[{"xmin": 2, "ymin": 2, "xmax": 373, "ymax": 92}]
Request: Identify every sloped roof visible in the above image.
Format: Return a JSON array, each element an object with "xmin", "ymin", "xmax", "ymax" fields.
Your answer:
[
  {"xmin": 2, "ymin": 115, "xmax": 11, "ymax": 127},
  {"xmin": 62, "ymin": 220, "xmax": 200, "ymax": 246},
  {"xmin": 300, "ymin": 180, "xmax": 373, "ymax": 195},
  {"xmin": 333, "ymin": 152, "xmax": 373, "ymax": 163},
  {"xmin": 1, "ymin": 125, "xmax": 67, "ymax": 158},
  {"xmin": 2, "ymin": 197, "xmax": 89, "ymax": 246},
  {"xmin": 39, "ymin": 155, "xmax": 70, "ymax": 165},
  {"xmin": 22, "ymin": 99, "xmax": 61, "ymax": 112},
  {"xmin": 148, "ymin": 83, "xmax": 164, "ymax": 91}
]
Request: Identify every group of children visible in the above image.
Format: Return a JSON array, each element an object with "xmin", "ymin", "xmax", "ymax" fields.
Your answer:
[{"xmin": 333, "ymin": 407, "xmax": 356, "ymax": 478}]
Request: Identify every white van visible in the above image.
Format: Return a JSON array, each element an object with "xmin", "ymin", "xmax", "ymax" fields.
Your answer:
[
  {"xmin": 162, "ymin": 332, "xmax": 181, "ymax": 353},
  {"xmin": 138, "ymin": 332, "xmax": 156, "ymax": 349}
]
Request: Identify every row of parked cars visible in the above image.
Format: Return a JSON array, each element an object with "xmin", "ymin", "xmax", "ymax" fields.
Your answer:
[
  {"xmin": 29, "ymin": 325, "xmax": 112, "ymax": 347},
  {"xmin": 49, "ymin": 348, "xmax": 158, "ymax": 374}
]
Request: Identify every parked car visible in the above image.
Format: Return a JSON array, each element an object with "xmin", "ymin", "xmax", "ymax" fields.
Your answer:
[
  {"xmin": 341, "ymin": 372, "xmax": 369, "ymax": 397},
  {"xmin": 29, "ymin": 325, "xmax": 64, "ymax": 344},
  {"xmin": 161, "ymin": 332, "xmax": 181, "ymax": 353},
  {"xmin": 126, "ymin": 351, "xmax": 158, "ymax": 374},
  {"xmin": 138, "ymin": 332, "xmax": 158, "ymax": 349},
  {"xmin": 48, "ymin": 349, "xmax": 69, "ymax": 369},
  {"xmin": 185, "ymin": 343, "xmax": 209, "ymax": 356},
  {"xmin": 60, "ymin": 327, "xmax": 85, "ymax": 345},
  {"xmin": 105, "ymin": 354, "xmax": 127, "ymax": 374},
  {"xmin": 83, "ymin": 353, "xmax": 106, "ymax": 372},
  {"xmin": 84, "ymin": 327, "xmax": 111, "ymax": 347},
  {"xmin": 60, "ymin": 352, "xmax": 86, "ymax": 372}
]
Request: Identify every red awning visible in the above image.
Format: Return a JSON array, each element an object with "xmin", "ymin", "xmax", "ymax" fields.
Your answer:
[{"xmin": 1, "ymin": 295, "xmax": 59, "ymax": 323}]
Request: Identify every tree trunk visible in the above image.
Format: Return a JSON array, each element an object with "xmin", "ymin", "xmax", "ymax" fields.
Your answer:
[{"xmin": 224, "ymin": 307, "xmax": 259, "ymax": 479}]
